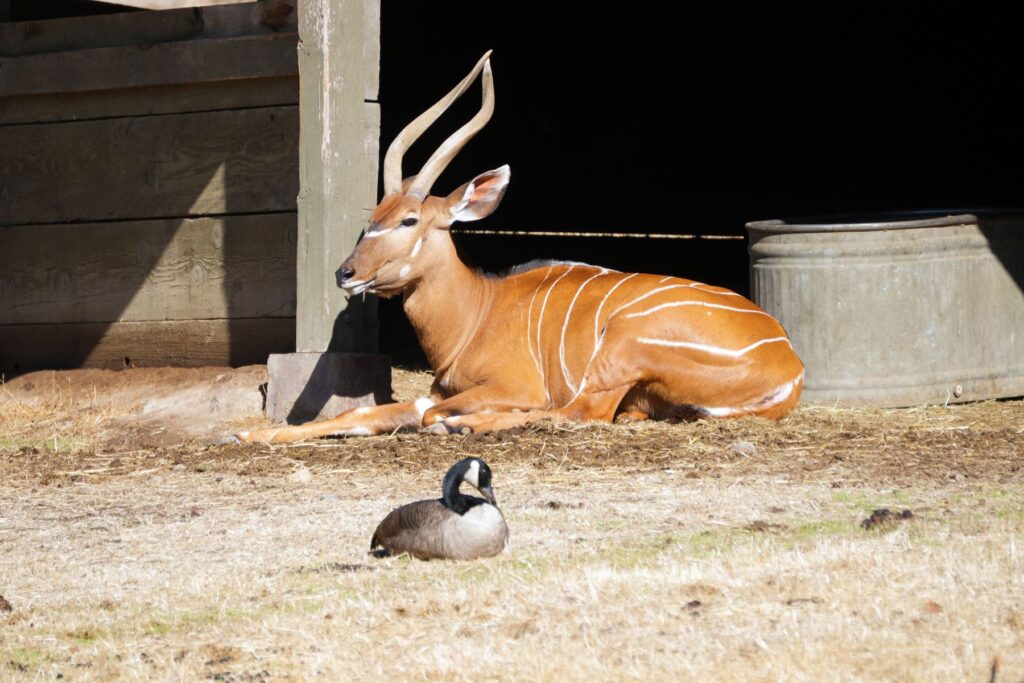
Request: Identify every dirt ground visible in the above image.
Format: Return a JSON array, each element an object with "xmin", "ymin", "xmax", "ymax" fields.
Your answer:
[{"xmin": 1, "ymin": 367, "xmax": 1023, "ymax": 681}]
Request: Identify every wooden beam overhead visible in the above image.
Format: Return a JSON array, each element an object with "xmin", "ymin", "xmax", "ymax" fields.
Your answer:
[{"xmin": 92, "ymin": 0, "xmax": 252, "ymax": 9}]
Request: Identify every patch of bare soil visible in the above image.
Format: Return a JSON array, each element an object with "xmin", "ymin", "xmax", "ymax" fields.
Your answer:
[
  {"xmin": 0, "ymin": 366, "xmax": 267, "ymax": 449},
  {"xmin": 1, "ymin": 367, "xmax": 1022, "ymax": 489}
]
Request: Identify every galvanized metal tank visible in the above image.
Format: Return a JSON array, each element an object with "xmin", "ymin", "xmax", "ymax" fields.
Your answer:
[{"xmin": 746, "ymin": 210, "xmax": 1024, "ymax": 406}]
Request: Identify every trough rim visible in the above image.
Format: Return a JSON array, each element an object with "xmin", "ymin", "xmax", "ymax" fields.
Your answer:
[{"xmin": 746, "ymin": 207, "xmax": 1024, "ymax": 233}]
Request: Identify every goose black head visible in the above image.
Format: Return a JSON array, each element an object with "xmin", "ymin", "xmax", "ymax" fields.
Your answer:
[{"xmin": 442, "ymin": 457, "xmax": 497, "ymax": 513}]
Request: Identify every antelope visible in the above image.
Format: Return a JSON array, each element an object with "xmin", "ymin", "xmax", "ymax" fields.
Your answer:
[{"xmin": 236, "ymin": 52, "xmax": 804, "ymax": 443}]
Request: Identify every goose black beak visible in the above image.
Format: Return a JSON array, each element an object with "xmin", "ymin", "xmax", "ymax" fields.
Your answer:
[{"xmin": 479, "ymin": 485, "xmax": 497, "ymax": 506}]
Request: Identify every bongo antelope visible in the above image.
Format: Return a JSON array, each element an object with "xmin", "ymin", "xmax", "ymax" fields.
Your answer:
[{"xmin": 236, "ymin": 52, "xmax": 804, "ymax": 443}]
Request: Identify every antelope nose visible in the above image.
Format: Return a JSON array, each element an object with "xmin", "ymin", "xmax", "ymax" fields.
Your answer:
[{"xmin": 336, "ymin": 266, "xmax": 355, "ymax": 287}]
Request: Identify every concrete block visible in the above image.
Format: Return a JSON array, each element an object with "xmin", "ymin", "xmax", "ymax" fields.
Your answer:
[{"xmin": 266, "ymin": 352, "xmax": 391, "ymax": 424}]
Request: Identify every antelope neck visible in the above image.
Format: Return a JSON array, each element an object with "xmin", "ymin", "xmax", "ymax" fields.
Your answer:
[{"xmin": 402, "ymin": 235, "xmax": 493, "ymax": 381}]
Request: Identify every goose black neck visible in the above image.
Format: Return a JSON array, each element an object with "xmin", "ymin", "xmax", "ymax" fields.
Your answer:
[{"xmin": 441, "ymin": 467, "xmax": 482, "ymax": 515}]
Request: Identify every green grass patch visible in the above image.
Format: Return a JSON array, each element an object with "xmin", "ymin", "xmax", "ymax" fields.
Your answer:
[
  {"xmin": 605, "ymin": 533, "xmax": 682, "ymax": 569},
  {"xmin": 4, "ymin": 646, "xmax": 51, "ymax": 673},
  {"xmin": 792, "ymin": 519, "xmax": 853, "ymax": 540}
]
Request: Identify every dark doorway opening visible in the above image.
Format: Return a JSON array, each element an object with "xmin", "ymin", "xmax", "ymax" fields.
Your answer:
[{"xmin": 382, "ymin": 3, "xmax": 1021, "ymax": 366}]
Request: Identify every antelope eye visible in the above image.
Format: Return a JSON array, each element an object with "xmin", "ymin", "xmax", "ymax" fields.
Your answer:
[{"xmin": 400, "ymin": 217, "xmax": 419, "ymax": 228}]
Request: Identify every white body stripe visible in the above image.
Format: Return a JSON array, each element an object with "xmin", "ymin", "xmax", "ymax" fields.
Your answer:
[
  {"xmin": 535, "ymin": 266, "xmax": 577, "ymax": 402},
  {"xmin": 526, "ymin": 268, "xmax": 555, "ymax": 378},
  {"xmin": 610, "ymin": 282, "xmax": 739, "ymax": 318},
  {"xmin": 593, "ymin": 272, "xmax": 639, "ymax": 347},
  {"xmin": 609, "ymin": 284, "xmax": 690, "ymax": 318},
  {"xmin": 702, "ymin": 372, "xmax": 802, "ymax": 417},
  {"xmin": 624, "ymin": 300, "xmax": 772, "ymax": 319},
  {"xmin": 687, "ymin": 282, "xmax": 742, "ymax": 296},
  {"xmin": 636, "ymin": 336, "xmax": 791, "ymax": 358},
  {"xmin": 559, "ymin": 269, "xmax": 607, "ymax": 393}
]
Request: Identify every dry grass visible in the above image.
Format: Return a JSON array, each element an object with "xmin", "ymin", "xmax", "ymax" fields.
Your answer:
[{"xmin": 1, "ymin": 368, "xmax": 1023, "ymax": 681}]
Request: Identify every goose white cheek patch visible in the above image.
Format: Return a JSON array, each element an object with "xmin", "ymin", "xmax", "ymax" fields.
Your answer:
[{"xmin": 464, "ymin": 459, "xmax": 481, "ymax": 488}]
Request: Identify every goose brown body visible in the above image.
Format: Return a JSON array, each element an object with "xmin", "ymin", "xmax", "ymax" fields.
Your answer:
[
  {"xmin": 370, "ymin": 458, "xmax": 509, "ymax": 561},
  {"xmin": 371, "ymin": 497, "xmax": 508, "ymax": 560}
]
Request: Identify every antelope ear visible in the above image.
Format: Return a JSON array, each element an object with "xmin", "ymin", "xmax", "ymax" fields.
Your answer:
[{"xmin": 446, "ymin": 165, "xmax": 510, "ymax": 224}]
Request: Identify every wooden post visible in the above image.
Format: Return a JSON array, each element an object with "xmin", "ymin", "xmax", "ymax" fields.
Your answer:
[{"xmin": 296, "ymin": 0, "xmax": 380, "ymax": 353}]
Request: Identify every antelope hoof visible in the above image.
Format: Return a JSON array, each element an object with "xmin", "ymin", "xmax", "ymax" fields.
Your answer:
[
  {"xmin": 231, "ymin": 428, "xmax": 283, "ymax": 444},
  {"xmin": 441, "ymin": 417, "xmax": 474, "ymax": 435},
  {"xmin": 423, "ymin": 420, "xmax": 470, "ymax": 435},
  {"xmin": 423, "ymin": 422, "xmax": 453, "ymax": 435}
]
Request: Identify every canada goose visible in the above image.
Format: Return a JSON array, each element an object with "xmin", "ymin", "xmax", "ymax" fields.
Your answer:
[{"xmin": 370, "ymin": 457, "xmax": 509, "ymax": 560}]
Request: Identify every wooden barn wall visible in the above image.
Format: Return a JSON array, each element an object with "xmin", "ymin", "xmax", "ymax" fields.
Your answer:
[{"xmin": 0, "ymin": 2, "xmax": 300, "ymax": 376}]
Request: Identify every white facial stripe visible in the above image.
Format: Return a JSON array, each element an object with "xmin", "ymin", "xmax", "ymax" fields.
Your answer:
[
  {"xmin": 625, "ymin": 301, "xmax": 772, "ymax": 319},
  {"xmin": 413, "ymin": 396, "xmax": 436, "ymax": 418},
  {"xmin": 362, "ymin": 224, "xmax": 415, "ymax": 239},
  {"xmin": 637, "ymin": 336, "xmax": 791, "ymax": 358},
  {"xmin": 559, "ymin": 270, "xmax": 607, "ymax": 394},
  {"xmin": 593, "ymin": 272, "xmax": 639, "ymax": 347},
  {"xmin": 409, "ymin": 237, "xmax": 423, "ymax": 259},
  {"xmin": 464, "ymin": 459, "xmax": 481, "ymax": 488},
  {"xmin": 399, "ymin": 264, "xmax": 411, "ymax": 278}
]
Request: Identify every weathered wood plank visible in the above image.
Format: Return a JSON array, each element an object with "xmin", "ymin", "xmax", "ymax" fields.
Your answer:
[
  {"xmin": 0, "ymin": 33, "xmax": 297, "ymax": 97},
  {"xmin": 0, "ymin": 1, "xmax": 295, "ymax": 57},
  {"xmin": 296, "ymin": 0, "xmax": 379, "ymax": 353},
  {"xmin": 0, "ymin": 105, "xmax": 298, "ymax": 226},
  {"xmin": 0, "ymin": 76, "xmax": 297, "ymax": 126},
  {"xmin": 0, "ymin": 214, "xmax": 296, "ymax": 325},
  {"xmin": 363, "ymin": 0, "xmax": 380, "ymax": 102},
  {"xmin": 0, "ymin": 318, "xmax": 295, "ymax": 376}
]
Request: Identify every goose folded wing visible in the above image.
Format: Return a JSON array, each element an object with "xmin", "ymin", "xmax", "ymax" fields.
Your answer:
[{"xmin": 370, "ymin": 499, "xmax": 450, "ymax": 558}]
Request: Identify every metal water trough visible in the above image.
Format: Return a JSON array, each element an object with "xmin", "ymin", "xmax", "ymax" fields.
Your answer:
[{"xmin": 746, "ymin": 210, "xmax": 1024, "ymax": 406}]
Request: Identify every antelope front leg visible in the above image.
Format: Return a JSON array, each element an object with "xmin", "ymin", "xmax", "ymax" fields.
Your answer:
[
  {"xmin": 441, "ymin": 385, "xmax": 635, "ymax": 434},
  {"xmin": 234, "ymin": 398, "xmax": 436, "ymax": 444},
  {"xmin": 419, "ymin": 385, "xmax": 547, "ymax": 432}
]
